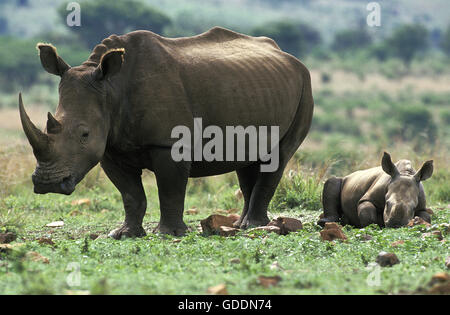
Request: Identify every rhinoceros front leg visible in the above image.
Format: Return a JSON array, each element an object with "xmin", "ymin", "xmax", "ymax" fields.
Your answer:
[
  {"xmin": 149, "ymin": 148, "xmax": 190, "ymax": 236},
  {"xmin": 101, "ymin": 156, "xmax": 147, "ymax": 240},
  {"xmin": 357, "ymin": 201, "xmax": 379, "ymax": 228}
]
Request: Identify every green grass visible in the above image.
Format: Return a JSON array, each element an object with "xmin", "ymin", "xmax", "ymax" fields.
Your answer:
[{"xmin": 0, "ymin": 180, "xmax": 448, "ymax": 295}]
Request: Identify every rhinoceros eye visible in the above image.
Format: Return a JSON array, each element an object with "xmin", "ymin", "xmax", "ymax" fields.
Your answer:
[{"xmin": 79, "ymin": 126, "xmax": 90, "ymax": 144}]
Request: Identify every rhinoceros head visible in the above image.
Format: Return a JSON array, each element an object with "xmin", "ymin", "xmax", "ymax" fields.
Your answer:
[
  {"xmin": 20, "ymin": 44, "xmax": 124, "ymax": 195},
  {"xmin": 381, "ymin": 152, "xmax": 433, "ymax": 228}
]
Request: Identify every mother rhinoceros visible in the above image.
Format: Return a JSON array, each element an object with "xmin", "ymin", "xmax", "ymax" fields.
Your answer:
[{"xmin": 19, "ymin": 27, "xmax": 314, "ymax": 239}]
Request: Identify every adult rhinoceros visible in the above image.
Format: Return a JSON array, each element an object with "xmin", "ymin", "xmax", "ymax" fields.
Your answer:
[{"xmin": 19, "ymin": 27, "xmax": 314, "ymax": 239}]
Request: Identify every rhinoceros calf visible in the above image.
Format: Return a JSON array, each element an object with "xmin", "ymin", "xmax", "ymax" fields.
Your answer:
[
  {"xmin": 19, "ymin": 27, "xmax": 314, "ymax": 239},
  {"xmin": 318, "ymin": 152, "xmax": 433, "ymax": 228}
]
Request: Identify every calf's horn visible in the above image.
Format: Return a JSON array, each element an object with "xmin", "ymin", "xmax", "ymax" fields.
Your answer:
[{"xmin": 19, "ymin": 93, "xmax": 49, "ymax": 154}]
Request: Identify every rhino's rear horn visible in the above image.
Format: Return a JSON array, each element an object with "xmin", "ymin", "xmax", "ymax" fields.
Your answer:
[{"xmin": 19, "ymin": 93, "xmax": 49, "ymax": 155}]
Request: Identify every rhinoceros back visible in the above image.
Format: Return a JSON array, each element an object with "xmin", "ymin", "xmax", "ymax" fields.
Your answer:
[{"xmin": 85, "ymin": 27, "xmax": 309, "ymax": 153}]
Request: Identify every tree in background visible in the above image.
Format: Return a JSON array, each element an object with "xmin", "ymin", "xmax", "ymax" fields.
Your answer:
[
  {"xmin": 440, "ymin": 25, "xmax": 450, "ymax": 56},
  {"xmin": 58, "ymin": 0, "xmax": 171, "ymax": 49},
  {"xmin": 251, "ymin": 21, "xmax": 321, "ymax": 57},
  {"xmin": 0, "ymin": 37, "xmax": 40, "ymax": 90},
  {"xmin": 385, "ymin": 24, "xmax": 429, "ymax": 64},
  {"xmin": 332, "ymin": 29, "xmax": 372, "ymax": 52}
]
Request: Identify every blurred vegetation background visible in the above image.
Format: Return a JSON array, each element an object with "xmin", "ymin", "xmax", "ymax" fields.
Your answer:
[{"xmin": 0, "ymin": 0, "xmax": 448, "ymax": 207}]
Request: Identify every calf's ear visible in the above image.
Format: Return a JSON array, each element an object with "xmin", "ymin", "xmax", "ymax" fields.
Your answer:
[
  {"xmin": 414, "ymin": 160, "xmax": 433, "ymax": 182},
  {"xmin": 94, "ymin": 48, "xmax": 125, "ymax": 80},
  {"xmin": 381, "ymin": 152, "xmax": 399, "ymax": 178},
  {"xmin": 37, "ymin": 43, "xmax": 70, "ymax": 76}
]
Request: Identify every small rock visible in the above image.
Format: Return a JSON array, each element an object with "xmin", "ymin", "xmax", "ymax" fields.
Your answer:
[
  {"xmin": 229, "ymin": 258, "xmax": 240, "ymax": 264},
  {"xmin": 219, "ymin": 226, "xmax": 239, "ymax": 237},
  {"xmin": 376, "ymin": 251, "xmax": 400, "ymax": 267},
  {"xmin": 428, "ymin": 272, "xmax": 450, "ymax": 294},
  {"xmin": 391, "ymin": 240, "xmax": 405, "ymax": 247},
  {"xmin": 100, "ymin": 209, "xmax": 109, "ymax": 214},
  {"xmin": 0, "ymin": 244, "xmax": 13, "ymax": 252},
  {"xmin": 37, "ymin": 237, "xmax": 55, "ymax": 246},
  {"xmin": 247, "ymin": 226, "xmax": 281, "ymax": 235},
  {"xmin": 320, "ymin": 222, "xmax": 347, "ymax": 241},
  {"xmin": 258, "ymin": 275, "xmax": 282, "ymax": 288},
  {"xmin": 0, "ymin": 232, "xmax": 16, "ymax": 244},
  {"xmin": 407, "ymin": 216, "xmax": 431, "ymax": 227},
  {"xmin": 422, "ymin": 230, "xmax": 443, "ymax": 241},
  {"xmin": 26, "ymin": 251, "xmax": 50, "ymax": 264},
  {"xmin": 89, "ymin": 233, "xmax": 99, "ymax": 240},
  {"xmin": 201, "ymin": 214, "xmax": 237, "ymax": 234},
  {"xmin": 46, "ymin": 221, "xmax": 64, "ymax": 228},
  {"xmin": 69, "ymin": 210, "xmax": 83, "ymax": 216},
  {"xmin": 227, "ymin": 213, "xmax": 240, "ymax": 223},
  {"xmin": 429, "ymin": 272, "xmax": 450, "ymax": 285},
  {"xmin": 71, "ymin": 198, "xmax": 91, "ymax": 207},
  {"xmin": 267, "ymin": 217, "xmax": 303, "ymax": 235},
  {"xmin": 207, "ymin": 284, "xmax": 228, "ymax": 295},
  {"xmin": 360, "ymin": 234, "xmax": 373, "ymax": 241},
  {"xmin": 445, "ymin": 257, "xmax": 450, "ymax": 269},
  {"xmin": 235, "ymin": 189, "xmax": 243, "ymax": 200},
  {"xmin": 186, "ymin": 208, "xmax": 198, "ymax": 215}
]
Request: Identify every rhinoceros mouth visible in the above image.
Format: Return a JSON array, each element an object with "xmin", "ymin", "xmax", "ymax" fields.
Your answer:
[{"xmin": 32, "ymin": 173, "xmax": 77, "ymax": 195}]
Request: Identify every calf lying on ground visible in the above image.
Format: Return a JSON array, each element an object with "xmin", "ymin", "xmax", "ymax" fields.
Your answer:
[{"xmin": 318, "ymin": 152, "xmax": 433, "ymax": 228}]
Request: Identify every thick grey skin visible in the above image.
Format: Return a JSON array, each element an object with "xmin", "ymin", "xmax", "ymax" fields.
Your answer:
[
  {"xmin": 318, "ymin": 153, "xmax": 433, "ymax": 228},
  {"xmin": 21, "ymin": 27, "xmax": 314, "ymax": 239}
]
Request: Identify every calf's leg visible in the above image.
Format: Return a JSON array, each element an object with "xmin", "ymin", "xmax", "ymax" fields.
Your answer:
[
  {"xmin": 318, "ymin": 176, "xmax": 343, "ymax": 227},
  {"xmin": 357, "ymin": 201, "xmax": 378, "ymax": 228}
]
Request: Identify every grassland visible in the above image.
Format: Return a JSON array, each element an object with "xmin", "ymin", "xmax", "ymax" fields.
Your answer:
[{"xmin": 0, "ymin": 68, "xmax": 449, "ymax": 295}]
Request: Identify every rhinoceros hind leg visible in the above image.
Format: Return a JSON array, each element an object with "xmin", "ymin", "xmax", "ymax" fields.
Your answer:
[
  {"xmin": 233, "ymin": 164, "xmax": 259, "ymax": 228},
  {"xmin": 317, "ymin": 176, "xmax": 343, "ymax": 227},
  {"xmin": 238, "ymin": 164, "xmax": 286, "ymax": 229}
]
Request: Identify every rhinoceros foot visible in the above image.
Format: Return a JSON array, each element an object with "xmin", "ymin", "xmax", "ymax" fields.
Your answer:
[
  {"xmin": 108, "ymin": 225, "xmax": 146, "ymax": 240},
  {"xmin": 317, "ymin": 216, "xmax": 340, "ymax": 228},
  {"xmin": 238, "ymin": 215, "xmax": 270, "ymax": 229},
  {"xmin": 154, "ymin": 222, "xmax": 189, "ymax": 236}
]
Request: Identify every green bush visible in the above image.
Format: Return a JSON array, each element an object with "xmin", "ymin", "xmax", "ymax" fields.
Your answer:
[
  {"xmin": 384, "ymin": 105, "xmax": 437, "ymax": 144},
  {"xmin": 270, "ymin": 170, "xmax": 323, "ymax": 212},
  {"xmin": 385, "ymin": 24, "xmax": 429, "ymax": 64},
  {"xmin": 0, "ymin": 36, "xmax": 40, "ymax": 90},
  {"xmin": 332, "ymin": 29, "xmax": 372, "ymax": 52}
]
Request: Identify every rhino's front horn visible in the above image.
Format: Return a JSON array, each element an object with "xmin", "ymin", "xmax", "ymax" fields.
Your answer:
[{"xmin": 19, "ymin": 93, "xmax": 49, "ymax": 155}]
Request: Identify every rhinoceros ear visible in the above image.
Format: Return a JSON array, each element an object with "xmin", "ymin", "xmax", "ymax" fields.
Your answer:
[
  {"xmin": 381, "ymin": 152, "xmax": 399, "ymax": 178},
  {"xmin": 414, "ymin": 160, "xmax": 433, "ymax": 182},
  {"xmin": 37, "ymin": 43, "xmax": 70, "ymax": 76},
  {"xmin": 93, "ymin": 48, "xmax": 125, "ymax": 81}
]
